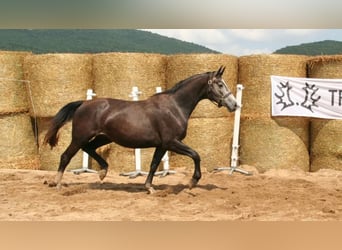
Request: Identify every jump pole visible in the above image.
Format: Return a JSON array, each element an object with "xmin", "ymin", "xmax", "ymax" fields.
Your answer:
[
  {"xmin": 72, "ymin": 89, "xmax": 98, "ymax": 175},
  {"xmin": 120, "ymin": 86, "xmax": 149, "ymax": 178},
  {"xmin": 214, "ymin": 84, "xmax": 252, "ymax": 175},
  {"xmin": 154, "ymin": 87, "xmax": 176, "ymax": 177}
]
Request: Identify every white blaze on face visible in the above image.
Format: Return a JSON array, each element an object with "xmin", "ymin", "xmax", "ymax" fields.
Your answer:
[{"xmin": 220, "ymin": 79, "xmax": 237, "ymax": 112}]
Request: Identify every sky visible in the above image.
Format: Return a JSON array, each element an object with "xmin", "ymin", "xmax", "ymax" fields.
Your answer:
[{"xmin": 143, "ymin": 29, "xmax": 342, "ymax": 56}]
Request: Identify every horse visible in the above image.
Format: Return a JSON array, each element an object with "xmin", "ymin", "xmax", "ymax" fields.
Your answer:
[{"xmin": 44, "ymin": 66, "xmax": 237, "ymax": 194}]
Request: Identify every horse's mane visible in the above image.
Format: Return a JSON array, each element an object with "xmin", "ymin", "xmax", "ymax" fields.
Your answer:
[{"xmin": 155, "ymin": 71, "xmax": 214, "ymax": 96}]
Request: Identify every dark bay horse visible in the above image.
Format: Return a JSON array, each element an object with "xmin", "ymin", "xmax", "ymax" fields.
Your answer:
[{"xmin": 44, "ymin": 66, "xmax": 237, "ymax": 193}]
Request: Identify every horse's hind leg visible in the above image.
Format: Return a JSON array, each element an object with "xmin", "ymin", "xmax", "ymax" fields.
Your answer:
[
  {"xmin": 144, "ymin": 147, "xmax": 167, "ymax": 194},
  {"xmin": 50, "ymin": 141, "xmax": 81, "ymax": 189},
  {"xmin": 167, "ymin": 140, "xmax": 201, "ymax": 189},
  {"xmin": 82, "ymin": 134, "xmax": 111, "ymax": 181}
]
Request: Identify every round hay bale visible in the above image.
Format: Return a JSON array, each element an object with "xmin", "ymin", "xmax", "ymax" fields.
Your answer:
[
  {"xmin": 169, "ymin": 117, "xmax": 234, "ymax": 172},
  {"xmin": 24, "ymin": 53, "xmax": 93, "ymax": 117},
  {"xmin": 307, "ymin": 55, "xmax": 342, "ymax": 78},
  {"xmin": 0, "ymin": 113, "xmax": 39, "ymax": 169},
  {"xmin": 37, "ymin": 117, "xmax": 83, "ymax": 171},
  {"xmin": 166, "ymin": 54, "xmax": 238, "ymax": 118},
  {"xmin": 106, "ymin": 143, "xmax": 156, "ymax": 173},
  {"xmin": 93, "ymin": 53, "xmax": 167, "ymax": 100},
  {"xmin": 239, "ymin": 116, "xmax": 310, "ymax": 173},
  {"xmin": 310, "ymin": 119, "xmax": 342, "ymax": 171},
  {"xmin": 0, "ymin": 51, "xmax": 31, "ymax": 114},
  {"xmin": 238, "ymin": 54, "xmax": 308, "ymax": 117},
  {"xmin": 307, "ymin": 55, "xmax": 342, "ymax": 171},
  {"xmin": 106, "ymin": 144, "xmax": 134, "ymax": 173}
]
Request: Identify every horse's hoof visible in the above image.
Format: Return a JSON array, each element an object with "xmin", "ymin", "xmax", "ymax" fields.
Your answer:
[
  {"xmin": 48, "ymin": 181, "xmax": 62, "ymax": 190},
  {"xmin": 48, "ymin": 181, "xmax": 57, "ymax": 187},
  {"xmin": 147, "ymin": 187, "xmax": 156, "ymax": 194},
  {"xmin": 98, "ymin": 169, "xmax": 107, "ymax": 181},
  {"xmin": 189, "ymin": 178, "xmax": 198, "ymax": 190}
]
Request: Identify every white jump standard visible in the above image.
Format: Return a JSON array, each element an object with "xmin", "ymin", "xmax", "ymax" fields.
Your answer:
[{"xmin": 214, "ymin": 84, "xmax": 252, "ymax": 175}]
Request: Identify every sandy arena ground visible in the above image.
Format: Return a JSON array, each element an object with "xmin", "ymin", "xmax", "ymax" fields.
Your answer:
[{"xmin": 1, "ymin": 165, "xmax": 342, "ymax": 221}]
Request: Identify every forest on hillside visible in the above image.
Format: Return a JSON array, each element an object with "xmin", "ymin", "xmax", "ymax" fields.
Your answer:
[{"xmin": 0, "ymin": 29, "xmax": 218, "ymax": 54}]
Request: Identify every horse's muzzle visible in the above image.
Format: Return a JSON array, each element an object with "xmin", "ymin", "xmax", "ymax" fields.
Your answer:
[
  {"xmin": 222, "ymin": 93, "xmax": 238, "ymax": 112},
  {"xmin": 227, "ymin": 103, "xmax": 238, "ymax": 112}
]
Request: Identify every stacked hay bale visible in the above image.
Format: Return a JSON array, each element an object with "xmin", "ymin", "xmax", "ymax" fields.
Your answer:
[
  {"xmin": 93, "ymin": 53, "xmax": 167, "ymax": 100},
  {"xmin": 166, "ymin": 54, "xmax": 238, "ymax": 171},
  {"xmin": 24, "ymin": 53, "xmax": 93, "ymax": 170},
  {"xmin": 307, "ymin": 56, "xmax": 342, "ymax": 171},
  {"xmin": 0, "ymin": 51, "xmax": 30, "ymax": 114},
  {"xmin": 92, "ymin": 53, "xmax": 167, "ymax": 172},
  {"xmin": 0, "ymin": 51, "xmax": 39, "ymax": 169},
  {"xmin": 239, "ymin": 54, "xmax": 309, "ymax": 172}
]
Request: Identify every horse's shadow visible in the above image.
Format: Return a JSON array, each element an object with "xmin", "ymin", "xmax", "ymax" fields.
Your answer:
[{"xmin": 86, "ymin": 182, "xmax": 227, "ymax": 195}]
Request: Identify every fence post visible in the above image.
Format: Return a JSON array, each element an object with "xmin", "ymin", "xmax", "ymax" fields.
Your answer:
[{"xmin": 214, "ymin": 84, "xmax": 252, "ymax": 175}]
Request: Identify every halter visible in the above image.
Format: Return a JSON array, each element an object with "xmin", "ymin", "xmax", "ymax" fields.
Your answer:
[{"xmin": 207, "ymin": 79, "xmax": 232, "ymax": 107}]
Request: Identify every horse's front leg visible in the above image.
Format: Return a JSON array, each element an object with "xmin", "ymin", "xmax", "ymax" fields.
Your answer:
[
  {"xmin": 145, "ymin": 147, "xmax": 166, "ymax": 194},
  {"xmin": 168, "ymin": 140, "xmax": 201, "ymax": 189}
]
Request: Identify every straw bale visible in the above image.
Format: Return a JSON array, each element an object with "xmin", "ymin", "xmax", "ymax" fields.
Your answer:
[
  {"xmin": 106, "ymin": 143, "xmax": 156, "ymax": 173},
  {"xmin": 0, "ymin": 155, "xmax": 40, "ymax": 170},
  {"xmin": 239, "ymin": 116, "xmax": 310, "ymax": 173},
  {"xmin": 106, "ymin": 144, "xmax": 134, "ymax": 173},
  {"xmin": 169, "ymin": 117, "xmax": 234, "ymax": 172},
  {"xmin": 24, "ymin": 53, "xmax": 93, "ymax": 117},
  {"xmin": 93, "ymin": 53, "xmax": 167, "ymax": 100},
  {"xmin": 307, "ymin": 56, "xmax": 342, "ymax": 171},
  {"xmin": 238, "ymin": 54, "xmax": 308, "ymax": 117},
  {"xmin": 307, "ymin": 55, "xmax": 342, "ymax": 76},
  {"xmin": 37, "ymin": 117, "xmax": 83, "ymax": 171},
  {"xmin": 0, "ymin": 51, "xmax": 31, "ymax": 114},
  {"xmin": 166, "ymin": 54, "xmax": 238, "ymax": 118},
  {"xmin": 0, "ymin": 112, "xmax": 39, "ymax": 169},
  {"xmin": 310, "ymin": 119, "xmax": 342, "ymax": 171}
]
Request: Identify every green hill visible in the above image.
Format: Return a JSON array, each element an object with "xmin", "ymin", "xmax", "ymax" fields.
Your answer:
[
  {"xmin": 0, "ymin": 29, "xmax": 219, "ymax": 54},
  {"xmin": 274, "ymin": 40, "xmax": 342, "ymax": 55}
]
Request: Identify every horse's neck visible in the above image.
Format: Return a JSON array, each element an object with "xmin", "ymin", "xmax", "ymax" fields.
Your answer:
[{"xmin": 172, "ymin": 77, "xmax": 208, "ymax": 118}]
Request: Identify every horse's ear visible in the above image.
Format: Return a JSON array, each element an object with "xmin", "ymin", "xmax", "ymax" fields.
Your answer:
[
  {"xmin": 215, "ymin": 66, "xmax": 225, "ymax": 77},
  {"xmin": 219, "ymin": 66, "xmax": 225, "ymax": 76},
  {"xmin": 215, "ymin": 66, "xmax": 222, "ymax": 77}
]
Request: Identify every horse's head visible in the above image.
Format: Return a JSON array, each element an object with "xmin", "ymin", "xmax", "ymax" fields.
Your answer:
[{"xmin": 207, "ymin": 66, "xmax": 238, "ymax": 112}]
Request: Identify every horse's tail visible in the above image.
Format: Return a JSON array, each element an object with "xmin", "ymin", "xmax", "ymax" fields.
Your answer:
[{"xmin": 44, "ymin": 100, "xmax": 84, "ymax": 148}]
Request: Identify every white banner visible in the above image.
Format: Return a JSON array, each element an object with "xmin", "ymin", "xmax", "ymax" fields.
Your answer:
[{"xmin": 271, "ymin": 75, "xmax": 342, "ymax": 119}]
